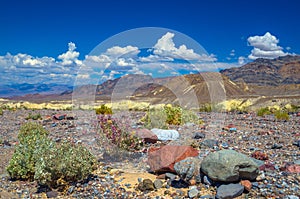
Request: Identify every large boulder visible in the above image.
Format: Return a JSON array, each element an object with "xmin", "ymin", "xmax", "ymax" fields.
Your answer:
[
  {"xmin": 151, "ymin": 128, "xmax": 179, "ymax": 141},
  {"xmin": 201, "ymin": 149, "xmax": 259, "ymax": 182},
  {"xmin": 147, "ymin": 145, "xmax": 199, "ymax": 173}
]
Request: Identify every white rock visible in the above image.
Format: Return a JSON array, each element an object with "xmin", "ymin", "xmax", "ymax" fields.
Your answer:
[{"xmin": 151, "ymin": 128, "xmax": 179, "ymax": 141}]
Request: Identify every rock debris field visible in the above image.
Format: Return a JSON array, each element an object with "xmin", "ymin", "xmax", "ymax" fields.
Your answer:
[{"xmin": 0, "ymin": 109, "xmax": 300, "ymax": 199}]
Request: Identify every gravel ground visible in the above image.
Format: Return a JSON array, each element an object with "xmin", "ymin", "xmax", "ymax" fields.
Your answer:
[{"xmin": 0, "ymin": 109, "xmax": 300, "ymax": 198}]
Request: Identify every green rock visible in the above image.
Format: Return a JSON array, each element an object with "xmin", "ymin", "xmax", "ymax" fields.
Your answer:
[{"xmin": 201, "ymin": 149, "xmax": 259, "ymax": 182}]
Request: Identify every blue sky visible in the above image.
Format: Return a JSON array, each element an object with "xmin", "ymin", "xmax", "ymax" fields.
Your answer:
[{"xmin": 0, "ymin": 0, "xmax": 299, "ymax": 90}]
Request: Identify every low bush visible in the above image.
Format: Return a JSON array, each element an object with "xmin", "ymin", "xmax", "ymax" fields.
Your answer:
[
  {"xmin": 7, "ymin": 123, "xmax": 49, "ymax": 180},
  {"xmin": 34, "ymin": 141, "xmax": 97, "ymax": 188},
  {"xmin": 98, "ymin": 115, "xmax": 144, "ymax": 151},
  {"xmin": 274, "ymin": 111, "xmax": 289, "ymax": 121},
  {"xmin": 257, "ymin": 107, "xmax": 271, "ymax": 117},
  {"xmin": 25, "ymin": 112, "xmax": 42, "ymax": 120},
  {"xmin": 95, "ymin": 104, "xmax": 113, "ymax": 115},
  {"xmin": 7, "ymin": 122, "xmax": 96, "ymax": 189},
  {"xmin": 141, "ymin": 104, "xmax": 199, "ymax": 129}
]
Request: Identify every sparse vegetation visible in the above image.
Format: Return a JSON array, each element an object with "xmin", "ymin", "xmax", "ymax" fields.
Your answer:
[
  {"xmin": 95, "ymin": 104, "xmax": 113, "ymax": 115},
  {"xmin": 274, "ymin": 110, "xmax": 290, "ymax": 121},
  {"xmin": 257, "ymin": 107, "xmax": 272, "ymax": 117},
  {"xmin": 98, "ymin": 115, "xmax": 144, "ymax": 151},
  {"xmin": 34, "ymin": 141, "xmax": 96, "ymax": 188},
  {"xmin": 256, "ymin": 106, "xmax": 290, "ymax": 121},
  {"xmin": 199, "ymin": 103, "xmax": 212, "ymax": 112},
  {"xmin": 25, "ymin": 112, "xmax": 42, "ymax": 120},
  {"xmin": 7, "ymin": 122, "xmax": 96, "ymax": 188},
  {"xmin": 142, "ymin": 104, "xmax": 199, "ymax": 129},
  {"xmin": 0, "ymin": 107, "xmax": 3, "ymax": 115},
  {"xmin": 7, "ymin": 122, "xmax": 49, "ymax": 180}
]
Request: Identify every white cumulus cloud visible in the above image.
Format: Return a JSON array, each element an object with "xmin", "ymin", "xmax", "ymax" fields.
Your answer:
[
  {"xmin": 58, "ymin": 42, "xmax": 82, "ymax": 66},
  {"xmin": 238, "ymin": 56, "xmax": 246, "ymax": 65},
  {"xmin": 105, "ymin": 45, "xmax": 140, "ymax": 57},
  {"xmin": 247, "ymin": 32, "xmax": 288, "ymax": 59},
  {"xmin": 153, "ymin": 32, "xmax": 216, "ymax": 61}
]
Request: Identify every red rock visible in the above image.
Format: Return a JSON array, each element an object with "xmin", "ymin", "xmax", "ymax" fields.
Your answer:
[
  {"xmin": 135, "ymin": 129, "xmax": 158, "ymax": 143},
  {"xmin": 251, "ymin": 151, "xmax": 268, "ymax": 160},
  {"xmin": 53, "ymin": 114, "xmax": 66, "ymax": 120},
  {"xmin": 259, "ymin": 162, "xmax": 275, "ymax": 171},
  {"xmin": 240, "ymin": 180, "xmax": 252, "ymax": 192},
  {"xmin": 227, "ymin": 124, "xmax": 235, "ymax": 128},
  {"xmin": 286, "ymin": 165, "xmax": 300, "ymax": 173},
  {"xmin": 147, "ymin": 145, "xmax": 199, "ymax": 173},
  {"xmin": 189, "ymin": 179, "xmax": 196, "ymax": 186}
]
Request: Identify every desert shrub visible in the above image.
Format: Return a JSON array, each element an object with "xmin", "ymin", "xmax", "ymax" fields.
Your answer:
[
  {"xmin": 34, "ymin": 141, "xmax": 97, "ymax": 188},
  {"xmin": 141, "ymin": 104, "xmax": 199, "ymax": 129},
  {"xmin": 257, "ymin": 107, "xmax": 271, "ymax": 117},
  {"xmin": 0, "ymin": 107, "xmax": 3, "ymax": 115},
  {"xmin": 141, "ymin": 108, "xmax": 168, "ymax": 129},
  {"xmin": 199, "ymin": 103, "xmax": 212, "ymax": 112},
  {"xmin": 95, "ymin": 104, "xmax": 113, "ymax": 115},
  {"xmin": 7, "ymin": 122, "xmax": 96, "ymax": 188},
  {"xmin": 17, "ymin": 122, "xmax": 48, "ymax": 144},
  {"xmin": 164, "ymin": 105, "xmax": 182, "ymax": 125},
  {"xmin": 25, "ymin": 112, "xmax": 42, "ymax": 120},
  {"xmin": 274, "ymin": 111, "xmax": 289, "ymax": 121},
  {"xmin": 7, "ymin": 131, "xmax": 49, "ymax": 180},
  {"xmin": 98, "ymin": 115, "xmax": 144, "ymax": 151}
]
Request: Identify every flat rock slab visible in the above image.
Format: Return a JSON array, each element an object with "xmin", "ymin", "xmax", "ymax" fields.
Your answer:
[{"xmin": 216, "ymin": 183, "xmax": 244, "ymax": 199}]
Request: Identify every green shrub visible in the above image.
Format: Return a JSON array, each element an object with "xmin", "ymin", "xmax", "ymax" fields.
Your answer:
[
  {"xmin": 7, "ymin": 122, "xmax": 96, "ymax": 188},
  {"xmin": 0, "ymin": 108, "xmax": 3, "ymax": 115},
  {"xmin": 17, "ymin": 122, "xmax": 48, "ymax": 144},
  {"xmin": 275, "ymin": 111, "xmax": 289, "ymax": 121},
  {"xmin": 141, "ymin": 104, "xmax": 199, "ymax": 129},
  {"xmin": 199, "ymin": 103, "xmax": 212, "ymax": 112},
  {"xmin": 25, "ymin": 112, "xmax": 42, "ymax": 120},
  {"xmin": 95, "ymin": 104, "xmax": 113, "ymax": 115},
  {"xmin": 257, "ymin": 107, "xmax": 271, "ymax": 117},
  {"xmin": 7, "ymin": 132, "xmax": 49, "ymax": 180},
  {"xmin": 34, "ymin": 141, "xmax": 97, "ymax": 188}
]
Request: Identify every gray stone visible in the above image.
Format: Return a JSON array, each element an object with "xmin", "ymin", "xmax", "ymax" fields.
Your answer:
[
  {"xmin": 271, "ymin": 143, "xmax": 283, "ymax": 149},
  {"xmin": 194, "ymin": 132, "xmax": 206, "ymax": 139},
  {"xmin": 137, "ymin": 179, "xmax": 154, "ymax": 191},
  {"xmin": 201, "ymin": 139, "xmax": 219, "ymax": 149},
  {"xmin": 294, "ymin": 159, "xmax": 300, "ymax": 165},
  {"xmin": 251, "ymin": 158, "xmax": 265, "ymax": 167},
  {"xmin": 292, "ymin": 140, "xmax": 300, "ymax": 147},
  {"xmin": 203, "ymin": 175, "xmax": 213, "ymax": 186},
  {"xmin": 216, "ymin": 183, "xmax": 244, "ymax": 199},
  {"xmin": 151, "ymin": 128, "xmax": 179, "ymax": 141},
  {"xmin": 284, "ymin": 195, "xmax": 299, "ymax": 199},
  {"xmin": 46, "ymin": 191, "xmax": 58, "ymax": 198},
  {"xmin": 201, "ymin": 149, "xmax": 259, "ymax": 182},
  {"xmin": 174, "ymin": 157, "xmax": 201, "ymax": 182},
  {"xmin": 188, "ymin": 186, "xmax": 199, "ymax": 198},
  {"xmin": 153, "ymin": 179, "xmax": 163, "ymax": 189}
]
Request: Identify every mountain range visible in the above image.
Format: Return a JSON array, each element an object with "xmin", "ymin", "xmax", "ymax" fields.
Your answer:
[{"xmin": 5, "ymin": 55, "xmax": 300, "ymax": 103}]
